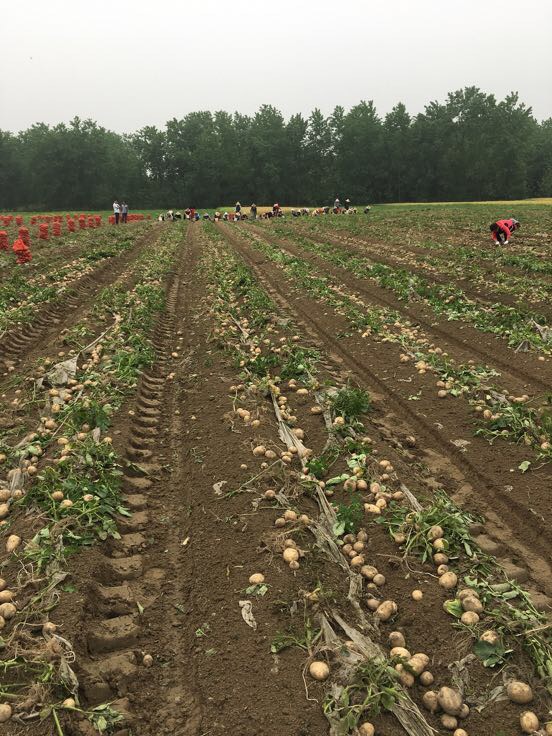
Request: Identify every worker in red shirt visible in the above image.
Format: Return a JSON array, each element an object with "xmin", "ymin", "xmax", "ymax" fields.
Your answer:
[{"xmin": 490, "ymin": 218, "xmax": 520, "ymax": 245}]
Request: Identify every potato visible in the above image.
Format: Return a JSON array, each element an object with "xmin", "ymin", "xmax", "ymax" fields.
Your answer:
[
  {"xmin": 6, "ymin": 535, "xmax": 21, "ymax": 553},
  {"xmin": 437, "ymin": 686, "xmax": 463, "ymax": 716},
  {"xmin": 283, "ymin": 542, "xmax": 301, "ymax": 562},
  {"xmin": 375, "ymin": 600, "xmax": 397, "ymax": 621},
  {"xmin": 360, "ymin": 565, "xmax": 378, "ymax": 580},
  {"xmin": 0, "ymin": 591, "xmax": 13, "ymax": 604},
  {"xmin": 248, "ymin": 573, "xmax": 265, "ymax": 585},
  {"xmin": 411, "ymin": 589, "xmax": 423, "ymax": 600},
  {"xmin": 0, "ymin": 603, "xmax": 16, "ymax": 620},
  {"xmin": 458, "ymin": 704, "xmax": 470, "ymax": 719},
  {"xmin": 441, "ymin": 714, "xmax": 458, "ymax": 731},
  {"xmin": 428, "ymin": 525, "xmax": 444, "ymax": 540},
  {"xmin": 373, "ymin": 574, "xmax": 386, "ymax": 586},
  {"xmin": 422, "ymin": 690, "xmax": 440, "ymax": 713},
  {"xmin": 506, "ymin": 681, "xmax": 534, "ymax": 705},
  {"xmin": 366, "ymin": 598, "xmax": 381, "ymax": 611},
  {"xmin": 419, "ymin": 671, "xmax": 434, "ymax": 686},
  {"xmin": 408, "ymin": 653, "xmax": 429, "ymax": 675},
  {"xmin": 388, "ymin": 631, "xmax": 405, "ymax": 648},
  {"xmin": 62, "ymin": 697, "xmax": 76, "ymax": 708},
  {"xmin": 0, "ymin": 504, "xmax": 9, "ymax": 520},
  {"xmin": 439, "ymin": 572, "xmax": 458, "ymax": 590},
  {"xmin": 520, "ymin": 711, "xmax": 540, "ymax": 733},
  {"xmin": 461, "ymin": 611, "xmax": 479, "ymax": 625},
  {"xmin": 309, "ymin": 661, "xmax": 330, "ymax": 681},
  {"xmin": 434, "ymin": 553, "xmax": 449, "ymax": 565},
  {"xmin": 397, "ymin": 667, "xmax": 415, "ymax": 687},
  {"xmin": 479, "ymin": 630, "xmax": 499, "ymax": 645},
  {"xmin": 390, "ymin": 647, "xmax": 411, "ymax": 659},
  {"xmin": 453, "ymin": 730, "xmax": 468, "ymax": 736},
  {"xmin": 461, "ymin": 596, "xmax": 483, "ymax": 614},
  {"xmin": 0, "ymin": 615, "xmax": 5, "ymax": 630},
  {"xmin": 457, "ymin": 588, "xmax": 479, "ymax": 600},
  {"xmin": 0, "ymin": 703, "xmax": 12, "ymax": 723},
  {"xmin": 0, "ymin": 579, "xmax": 5, "ymax": 591},
  {"xmin": 358, "ymin": 724, "xmax": 375, "ymax": 736},
  {"xmin": 283, "ymin": 510, "xmax": 297, "ymax": 521}
]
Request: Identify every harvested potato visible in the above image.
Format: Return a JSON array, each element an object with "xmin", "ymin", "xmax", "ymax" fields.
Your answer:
[
  {"xmin": 283, "ymin": 548, "xmax": 299, "ymax": 563},
  {"xmin": 520, "ymin": 711, "xmax": 539, "ymax": 733},
  {"xmin": 358, "ymin": 724, "xmax": 375, "ymax": 736},
  {"xmin": 461, "ymin": 596, "xmax": 483, "ymax": 614},
  {"xmin": 309, "ymin": 661, "xmax": 330, "ymax": 681},
  {"xmin": 388, "ymin": 631, "xmax": 405, "ymax": 648},
  {"xmin": 411, "ymin": 589, "xmax": 423, "ymax": 601},
  {"xmin": 441, "ymin": 714, "xmax": 458, "ymax": 731},
  {"xmin": 439, "ymin": 572, "xmax": 458, "ymax": 590},
  {"xmin": 0, "ymin": 591, "xmax": 14, "ymax": 604},
  {"xmin": 0, "ymin": 703, "xmax": 12, "ymax": 723},
  {"xmin": 437, "ymin": 686, "xmax": 463, "ymax": 716},
  {"xmin": 248, "ymin": 573, "xmax": 265, "ymax": 585},
  {"xmin": 6, "ymin": 535, "xmax": 21, "ymax": 553},
  {"xmin": 419, "ymin": 671, "xmax": 434, "ymax": 687},
  {"xmin": 422, "ymin": 690, "xmax": 440, "ymax": 713},
  {"xmin": 506, "ymin": 681, "xmax": 534, "ymax": 705},
  {"xmin": 375, "ymin": 600, "xmax": 397, "ymax": 621},
  {"xmin": 0, "ymin": 603, "xmax": 16, "ymax": 620},
  {"xmin": 390, "ymin": 646, "xmax": 410, "ymax": 659},
  {"xmin": 460, "ymin": 611, "xmax": 479, "ymax": 625}
]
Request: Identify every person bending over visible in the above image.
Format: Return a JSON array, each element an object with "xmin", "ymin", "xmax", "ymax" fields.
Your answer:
[{"xmin": 490, "ymin": 218, "xmax": 520, "ymax": 245}]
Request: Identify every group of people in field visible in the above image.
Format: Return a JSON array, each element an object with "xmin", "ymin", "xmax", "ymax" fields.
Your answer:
[{"xmin": 112, "ymin": 200, "xmax": 129, "ymax": 224}]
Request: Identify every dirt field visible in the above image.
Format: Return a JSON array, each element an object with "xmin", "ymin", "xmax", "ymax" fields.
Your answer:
[{"xmin": 0, "ymin": 207, "xmax": 551, "ymax": 736}]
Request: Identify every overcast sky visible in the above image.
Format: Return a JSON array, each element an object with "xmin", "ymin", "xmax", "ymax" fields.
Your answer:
[{"xmin": 1, "ymin": 0, "xmax": 551, "ymax": 133}]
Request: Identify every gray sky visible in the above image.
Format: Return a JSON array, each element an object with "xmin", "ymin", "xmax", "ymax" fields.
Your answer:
[{"xmin": 2, "ymin": 0, "xmax": 551, "ymax": 133}]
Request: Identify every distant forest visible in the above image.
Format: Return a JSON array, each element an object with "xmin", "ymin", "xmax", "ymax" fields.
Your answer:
[{"xmin": 1, "ymin": 87, "xmax": 551, "ymax": 210}]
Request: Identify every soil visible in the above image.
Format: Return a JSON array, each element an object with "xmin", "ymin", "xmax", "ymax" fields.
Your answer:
[{"xmin": 1, "ymin": 218, "xmax": 550, "ymax": 736}]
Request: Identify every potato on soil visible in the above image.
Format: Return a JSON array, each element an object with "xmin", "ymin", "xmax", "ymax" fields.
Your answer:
[
  {"xmin": 0, "ymin": 591, "xmax": 14, "ymax": 603},
  {"xmin": 0, "ymin": 703, "xmax": 12, "ymax": 722},
  {"xmin": 506, "ymin": 681, "xmax": 533, "ymax": 705},
  {"xmin": 358, "ymin": 724, "xmax": 375, "ymax": 736},
  {"xmin": 422, "ymin": 690, "xmax": 440, "ymax": 713},
  {"xmin": 439, "ymin": 572, "xmax": 458, "ymax": 590},
  {"xmin": 441, "ymin": 714, "xmax": 458, "ymax": 731},
  {"xmin": 0, "ymin": 603, "xmax": 16, "ymax": 620},
  {"xmin": 460, "ymin": 611, "xmax": 479, "ymax": 625},
  {"xmin": 309, "ymin": 661, "xmax": 330, "ymax": 681},
  {"xmin": 461, "ymin": 596, "xmax": 483, "ymax": 613},
  {"xmin": 437, "ymin": 686, "xmax": 463, "ymax": 716},
  {"xmin": 6, "ymin": 535, "xmax": 21, "ymax": 552},
  {"xmin": 283, "ymin": 548, "xmax": 299, "ymax": 563},
  {"xmin": 520, "ymin": 711, "xmax": 539, "ymax": 733},
  {"xmin": 390, "ymin": 646, "xmax": 411, "ymax": 659},
  {"xmin": 411, "ymin": 589, "xmax": 423, "ymax": 600},
  {"xmin": 375, "ymin": 600, "xmax": 397, "ymax": 621},
  {"xmin": 419, "ymin": 671, "xmax": 434, "ymax": 686},
  {"xmin": 388, "ymin": 631, "xmax": 405, "ymax": 648},
  {"xmin": 248, "ymin": 573, "xmax": 265, "ymax": 585}
]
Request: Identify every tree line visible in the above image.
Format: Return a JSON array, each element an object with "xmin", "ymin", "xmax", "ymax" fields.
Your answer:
[{"xmin": 1, "ymin": 87, "xmax": 551, "ymax": 210}]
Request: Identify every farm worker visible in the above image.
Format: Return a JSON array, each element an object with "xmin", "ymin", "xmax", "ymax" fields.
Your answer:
[
  {"xmin": 0, "ymin": 230, "xmax": 8, "ymax": 250},
  {"xmin": 490, "ymin": 218, "xmax": 520, "ymax": 245},
  {"xmin": 189, "ymin": 208, "xmax": 196, "ymax": 220},
  {"xmin": 345, "ymin": 198, "xmax": 351, "ymax": 210},
  {"xmin": 273, "ymin": 203, "xmax": 280, "ymax": 216},
  {"xmin": 13, "ymin": 237, "xmax": 32, "ymax": 264},
  {"xmin": 333, "ymin": 197, "xmax": 341, "ymax": 213},
  {"xmin": 223, "ymin": 212, "xmax": 229, "ymax": 221},
  {"xmin": 121, "ymin": 202, "xmax": 129, "ymax": 223},
  {"xmin": 250, "ymin": 203, "xmax": 257, "ymax": 220},
  {"xmin": 112, "ymin": 199, "xmax": 120, "ymax": 225},
  {"xmin": 235, "ymin": 201, "xmax": 241, "ymax": 214}
]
